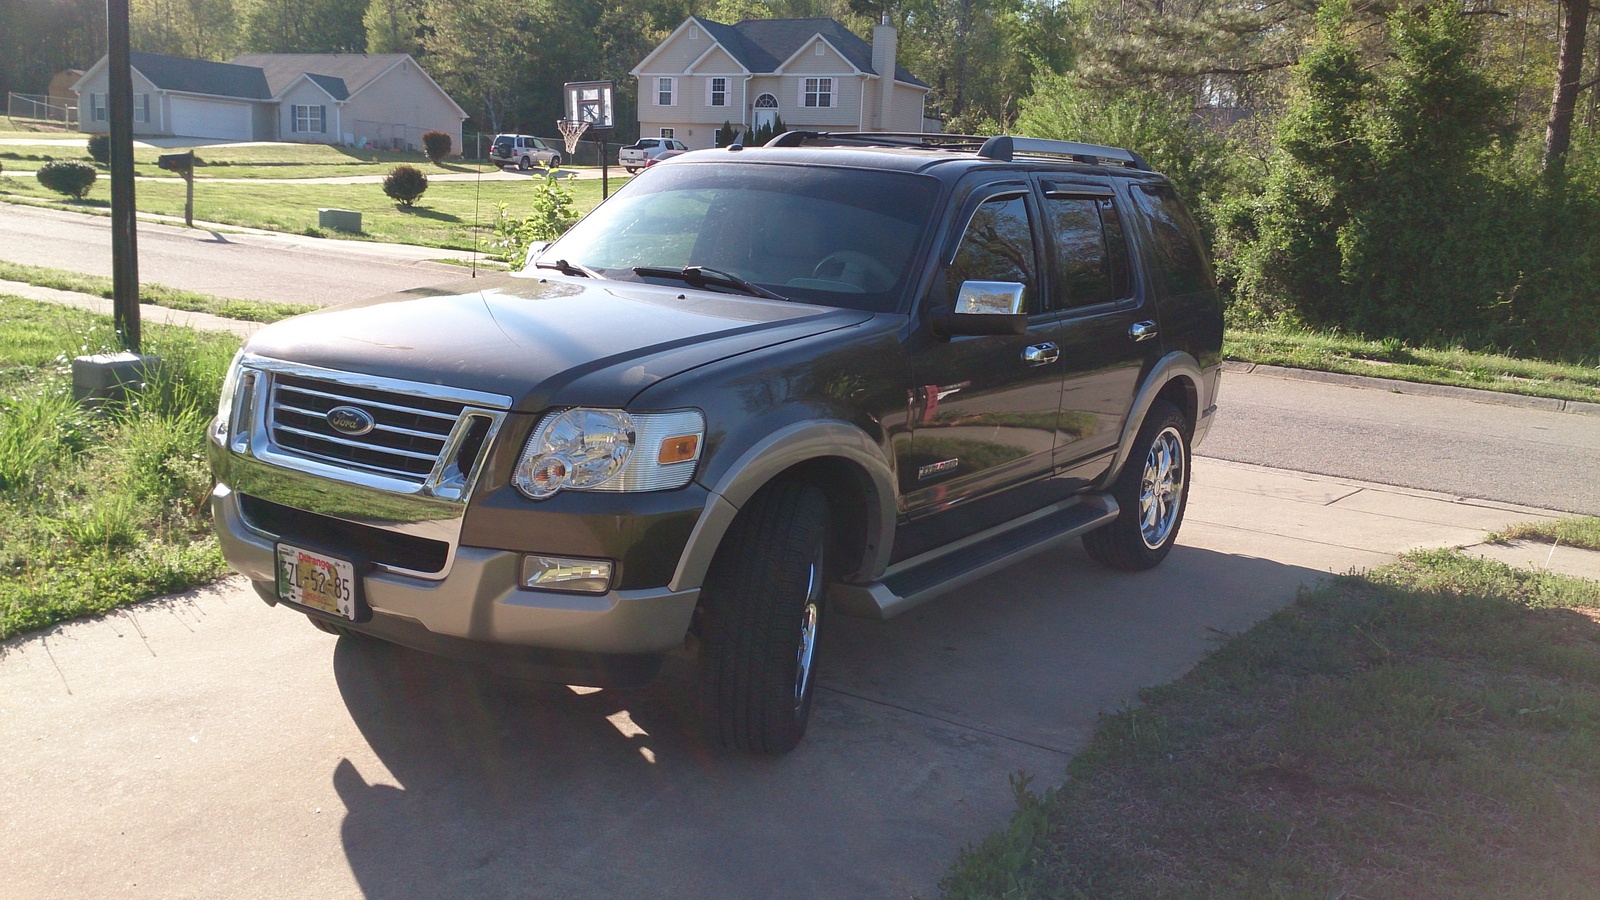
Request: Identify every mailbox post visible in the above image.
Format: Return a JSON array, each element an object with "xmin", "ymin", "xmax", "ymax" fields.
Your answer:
[{"xmin": 157, "ymin": 151, "xmax": 194, "ymax": 226}]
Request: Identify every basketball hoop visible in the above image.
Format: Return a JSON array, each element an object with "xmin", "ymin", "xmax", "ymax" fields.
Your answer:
[{"xmin": 557, "ymin": 119, "xmax": 590, "ymax": 157}]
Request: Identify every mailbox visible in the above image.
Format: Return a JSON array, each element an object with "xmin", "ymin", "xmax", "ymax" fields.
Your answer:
[{"xmin": 156, "ymin": 152, "xmax": 193, "ymax": 173}]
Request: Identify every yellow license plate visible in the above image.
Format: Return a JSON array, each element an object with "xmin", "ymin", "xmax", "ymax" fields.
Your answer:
[{"xmin": 275, "ymin": 543, "xmax": 358, "ymax": 620}]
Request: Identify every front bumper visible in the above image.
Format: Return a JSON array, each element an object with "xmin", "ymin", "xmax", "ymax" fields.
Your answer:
[{"xmin": 213, "ymin": 484, "xmax": 700, "ymax": 678}]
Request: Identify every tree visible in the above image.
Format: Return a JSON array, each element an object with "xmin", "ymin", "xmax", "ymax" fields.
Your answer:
[
  {"xmin": 244, "ymin": 0, "xmax": 368, "ymax": 53},
  {"xmin": 1542, "ymin": 0, "xmax": 1591, "ymax": 182},
  {"xmin": 132, "ymin": 0, "xmax": 238, "ymax": 60}
]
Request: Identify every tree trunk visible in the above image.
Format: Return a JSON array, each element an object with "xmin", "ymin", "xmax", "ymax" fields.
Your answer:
[{"xmin": 1543, "ymin": 0, "xmax": 1591, "ymax": 182}]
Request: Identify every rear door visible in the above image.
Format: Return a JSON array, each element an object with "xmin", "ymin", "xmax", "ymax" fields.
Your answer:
[{"xmin": 1035, "ymin": 177, "xmax": 1160, "ymax": 484}]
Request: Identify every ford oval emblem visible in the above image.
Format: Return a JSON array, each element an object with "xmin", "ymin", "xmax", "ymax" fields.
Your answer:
[{"xmin": 325, "ymin": 405, "xmax": 375, "ymax": 437}]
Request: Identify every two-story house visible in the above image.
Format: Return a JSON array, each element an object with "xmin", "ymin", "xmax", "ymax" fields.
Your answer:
[{"xmin": 631, "ymin": 16, "xmax": 931, "ymax": 150}]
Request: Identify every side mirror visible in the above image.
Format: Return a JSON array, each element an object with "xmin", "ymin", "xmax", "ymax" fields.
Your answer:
[
  {"xmin": 931, "ymin": 281, "xmax": 1029, "ymax": 336},
  {"xmin": 523, "ymin": 241, "xmax": 552, "ymax": 270}
]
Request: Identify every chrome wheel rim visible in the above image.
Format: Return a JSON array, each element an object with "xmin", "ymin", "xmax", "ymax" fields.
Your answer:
[
  {"xmin": 1139, "ymin": 426, "xmax": 1186, "ymax": 549},
  {"xmin": 794, "ymin": 553, "xmax": 822, "ymax": 711}
]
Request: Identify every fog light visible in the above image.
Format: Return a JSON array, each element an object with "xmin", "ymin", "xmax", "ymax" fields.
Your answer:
[{"xmin": 520, "ymin": 555, "xmax": 613, "ymax": 593}]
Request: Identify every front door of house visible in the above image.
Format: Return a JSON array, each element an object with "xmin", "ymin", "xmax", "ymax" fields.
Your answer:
[{"xmin": 753, "ymin": 93, "xmax": 778, "ymax": 133}]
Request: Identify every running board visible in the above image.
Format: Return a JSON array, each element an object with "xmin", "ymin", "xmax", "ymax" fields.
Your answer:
[{"xmin": 830, "ymin": 494, "xmax": 1119, "ymax": 621}]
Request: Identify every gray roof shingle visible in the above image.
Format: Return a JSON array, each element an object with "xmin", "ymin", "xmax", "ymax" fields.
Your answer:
[
  {"xmin": 688, "ymin": 17, "xmax": 927, "ymax": 88},
  {"xmin": 128, "ymin": 51, "xmax": 270, "ymax": 100},
  {"xmin": 302, "ymin": 73, "xmax": 350, "ymax": 101}
]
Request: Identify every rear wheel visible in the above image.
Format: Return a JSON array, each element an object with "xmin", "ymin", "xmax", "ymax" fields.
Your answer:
[
  {"xmin": 1083, "ymin": 399, "xmax": 1191, "ymax": 571},
  {"xmin": 625, "ymin": 166, "xmax": 638, "ymax": 174},
  {"xmin": 517, "ymin": 156, "xmax": 530, "ymax": 171},
  {"xmin": 699, "ymin": 480, "xmax": 830, "ymax": 754}
]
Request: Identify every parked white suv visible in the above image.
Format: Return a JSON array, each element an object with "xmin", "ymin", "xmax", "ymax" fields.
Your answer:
[
  {"xmin": 619, "ymin": 138, "xmax": 688, "ymax": 173},
  {"xmin": 492, "ymin": 134, "xmax": 561, "ymax": 170}
]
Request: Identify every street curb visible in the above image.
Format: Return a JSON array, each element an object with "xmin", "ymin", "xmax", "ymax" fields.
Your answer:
[{"xmin": 1222, "ymin": 360, "xmax": 1600, "ymax": 418}]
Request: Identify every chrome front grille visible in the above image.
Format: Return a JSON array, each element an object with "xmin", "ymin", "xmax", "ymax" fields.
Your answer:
[{"xmin": 269, "ymin": 373, "xmax": 466, "ymax": 482}]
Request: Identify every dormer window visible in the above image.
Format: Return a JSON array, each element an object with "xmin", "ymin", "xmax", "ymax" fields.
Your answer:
[{"xmin": 816, "ymin": 41, "xmax": 825, "ymax": 56}]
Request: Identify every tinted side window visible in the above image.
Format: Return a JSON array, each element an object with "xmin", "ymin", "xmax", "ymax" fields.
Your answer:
[
  {"xmin": 1044, "ymin": 197, "xmax": 1133, "ymax": 309},
  {"xmin": 947, "ymin": 195, "xmax": 1037, "ymax": 311},
  {"xmin": 1134, "ymin": 184, "xmax": 1214, "ymax": 295}
]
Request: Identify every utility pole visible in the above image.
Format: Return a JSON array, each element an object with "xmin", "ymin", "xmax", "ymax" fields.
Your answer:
[{"xmin": 107, "ymin": 0, "xmax": 140, "ymax": 352}]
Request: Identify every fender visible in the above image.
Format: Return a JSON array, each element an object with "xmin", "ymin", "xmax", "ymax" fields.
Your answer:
[
  {"xmin": 668, "ymin": 420, "xmax": 898, "ymax": 592},
  {"xmin": 1100, "ymin": 351, "xmax": 1213, "ymax": 490}
]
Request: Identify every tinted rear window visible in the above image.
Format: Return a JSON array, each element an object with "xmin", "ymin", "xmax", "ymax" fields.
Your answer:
[{"xmin": 1130, "ymin": 184, "xmax": 1215, "ymax": 296}]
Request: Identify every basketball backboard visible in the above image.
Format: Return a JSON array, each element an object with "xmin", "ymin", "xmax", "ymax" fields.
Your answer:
[{"xmin": 564, "ymin": 81, "xmax": 614, "ymax": 131}]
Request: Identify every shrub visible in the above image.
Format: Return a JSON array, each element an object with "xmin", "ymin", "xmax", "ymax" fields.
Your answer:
[
  {"xmin": 382, "ymin": 164, "xmax": 428, "ymax": 207},
  {"xmin": 87, "ymin": 134, "xmax": 110, "ymax": 165},
  {"xmin": 35, "ymin": 160, "xmax": 97, "ymax": 199},
  {"xmin": 422, "ymin": 130, "xmax": 452, "ymax": 164},
  {"xmin": 492, "ymin": 176, "xmax": 578, "ymax": 264}
]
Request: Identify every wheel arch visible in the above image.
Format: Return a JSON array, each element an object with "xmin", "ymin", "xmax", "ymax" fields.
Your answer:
[
  {"xmin": 1100, "ymin": 351, "xmax": 1203, "ymax": 490},
  {"xmin": 669, "ymin": 420, "xmax": 897, "ymax": 593}
]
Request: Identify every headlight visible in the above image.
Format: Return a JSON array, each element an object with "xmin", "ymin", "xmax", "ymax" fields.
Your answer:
[
  {"xmin": 212, "ymin": 350, "xmax": 244, "ymax": 444},
  {"xmin": 513, "ymin": 407, "xmax": 704, "ymax": 500}
]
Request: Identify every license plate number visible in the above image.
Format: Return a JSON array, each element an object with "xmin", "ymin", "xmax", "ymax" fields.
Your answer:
[{"xmin": 276, "ymin": 543, "xmax": 357, "ymax": 620}]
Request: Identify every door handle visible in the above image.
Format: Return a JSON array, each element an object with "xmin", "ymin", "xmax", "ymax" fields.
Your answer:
[
  {"xmin": 1129, "ymin": 321, "xmax": 1159, "ymax": 342},
  {"xmin": 1022, "ymin": 342, "xmax": 1060, "ymax": 366}
]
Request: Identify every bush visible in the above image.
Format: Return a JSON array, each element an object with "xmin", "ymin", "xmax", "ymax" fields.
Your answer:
[
  {"xmin": 87, "ymin": 134, "xmax": 110, "ymax": 165},
  {"xmin": 492, "ymin": 177, "xmax": 578, "ymax": 264},
  {"xmin": 35, "ymin": 160, "xmax": 97, "ymax": 199},
  {"xmin": 422, "ymin": 130, "xmax": 452, "ymax": 165},
  {"xmin": 382, "ymin": 164, "xmax": 428, "ymax": 207}
]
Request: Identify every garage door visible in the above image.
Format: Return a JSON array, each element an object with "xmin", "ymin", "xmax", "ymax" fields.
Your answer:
[{"xmin": 169, "ymin": 97, "xmax": 253, "ymax": 140}]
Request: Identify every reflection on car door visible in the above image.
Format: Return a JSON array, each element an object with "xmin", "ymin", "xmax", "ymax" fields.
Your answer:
[{"xmin": 901, "ymin": 185, "xmax": 1066, "ymax": 522}]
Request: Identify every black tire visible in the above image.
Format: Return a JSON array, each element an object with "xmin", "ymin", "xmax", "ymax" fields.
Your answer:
[
  {"xmin": 549, "ymin": 154, "xmax": 562, "ymax": 167},
  {"xmin": 1082, "ymin": 399, "xmax": 1191, "ymax": 571},
  {"xmin": 517, "ymin": 156, "xmax": 530, "ymax": 171},
  {"xmin": 698, "ymin": 480, "xmax": 830, "ymax": 754},
  {"xmin": 625, "ymin": 166, "xmax": 638, "ymax": 174}
]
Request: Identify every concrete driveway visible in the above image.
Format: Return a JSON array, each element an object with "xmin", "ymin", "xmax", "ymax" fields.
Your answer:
[{"xmin": 0, "ymin": 460, "xmax": 1559, "ymax": 898}]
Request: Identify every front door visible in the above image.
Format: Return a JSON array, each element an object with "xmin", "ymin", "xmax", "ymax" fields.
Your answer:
[
  {"xmin": 753, "ymin": 94, "xmax": 778, "ymax": 133},
  {"xmin": 900, "ymin": 184, "xmax": 1064, "ymax": 522}
]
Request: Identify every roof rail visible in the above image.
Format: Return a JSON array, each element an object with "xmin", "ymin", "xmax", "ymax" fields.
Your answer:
[{"xmin": 760, "ymin": 131, "xmax": 1149, "ymax": 170}]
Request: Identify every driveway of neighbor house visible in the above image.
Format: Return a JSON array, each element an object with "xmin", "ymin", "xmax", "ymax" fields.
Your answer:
[{"xmin": 0, "ymin": 454, "xmax": 1578, "ymax": 898}]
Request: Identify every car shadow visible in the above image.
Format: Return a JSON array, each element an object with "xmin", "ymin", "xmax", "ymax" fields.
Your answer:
[{"xmin": 329, "ymin": 542, "xmax": 1329, "ymax": 897}]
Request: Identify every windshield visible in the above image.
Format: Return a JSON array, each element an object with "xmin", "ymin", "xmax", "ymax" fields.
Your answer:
[{"xmin": 535, "ymin": 162, "xmax": 940, "ymax": 312}]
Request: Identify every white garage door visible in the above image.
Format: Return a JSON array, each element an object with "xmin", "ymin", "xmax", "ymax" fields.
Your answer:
[{"xmin": 169, "ymin": 97, "xmax": 252, "ymax": 140}]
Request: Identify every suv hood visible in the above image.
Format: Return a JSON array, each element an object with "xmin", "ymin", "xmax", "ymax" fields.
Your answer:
[{"xmin": 242, "ymin": 272, "xmax": 871, "ymax": 411}]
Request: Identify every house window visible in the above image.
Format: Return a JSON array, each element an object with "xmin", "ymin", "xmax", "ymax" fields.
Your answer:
[
  {"xmin": 292, "ymin": 104, "xmax": 326, "ymax": 134},
  {"xmin": 657, "ymin": 77, "xmax": 676, "ymax": 106},
  {"xmin": 133, "ymin": 94, "xmax": 149, "ymax": 124},
  {"xmin": 803, "ymin": 78, "xmax": 834, "ymax": 109},
  {"xmin": 707, "ymin": 77, "xmax": 727, "ymax": 107},
  {"xmin": 660, "ymin": 128, "xmax": 674, "ymax": 139},
  {"xmin": 91, "ymin": 93, "xmax": 107, "ymax": 122},
  {"xmin": 816, "ymin": 41, "xmax": 825, "ymax": 56}
]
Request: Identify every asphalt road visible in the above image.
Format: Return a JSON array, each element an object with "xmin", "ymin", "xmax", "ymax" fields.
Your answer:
[
  {"xmin": 1200, "ymin": 370, "xmax": 1600, "ymax": 515},
  {"xmin": 0, "ymin": 203, "xmax": 482, "ymax": 305}
]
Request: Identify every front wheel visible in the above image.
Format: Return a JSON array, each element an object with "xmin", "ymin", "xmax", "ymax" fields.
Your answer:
[
  {"xmin": 549, "ymin": 154, "xmax": 562, "ymax": 167},
  {"xmin": 698, "ymin": 481, "xmax": 830, "ymax": 754},
  {"xmin": 1082, "ymin": 399, "xmax": 1191, "ymax": 571}
]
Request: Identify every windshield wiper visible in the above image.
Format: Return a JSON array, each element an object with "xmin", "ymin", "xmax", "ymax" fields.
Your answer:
[
  {"xmin": 633, "ymin": 265, "xmax": 788, "ymax": 302},
  {"xmin": 534, "ymin": 258, "xmax": 602, "ymax": 279}
]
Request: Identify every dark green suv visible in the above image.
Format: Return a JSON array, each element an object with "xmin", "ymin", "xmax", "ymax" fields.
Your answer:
[{"xmin": 207, "ymin": 132, "xmax": 1222, "ymax": 754}]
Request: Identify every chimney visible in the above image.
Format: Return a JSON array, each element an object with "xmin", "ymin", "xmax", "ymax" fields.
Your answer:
[{"xmin": 871, "ymin": 15, "xmax": 897, "ymax": 131}]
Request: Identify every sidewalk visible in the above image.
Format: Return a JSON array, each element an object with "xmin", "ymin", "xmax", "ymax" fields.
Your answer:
[{"xmin": 0, "ymin": 279, "xmax": 261, "ymax": 338}]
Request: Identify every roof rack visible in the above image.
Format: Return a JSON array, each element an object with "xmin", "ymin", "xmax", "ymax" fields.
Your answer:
[{"xmin": 762, "ymin": 131, "xmax": 1149, "ymax": 170}]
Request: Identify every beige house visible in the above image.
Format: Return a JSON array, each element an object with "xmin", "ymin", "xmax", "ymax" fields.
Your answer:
[
  {"xmin": 631, "ymin": 16, "xmax": 931, "ymax": 150},
  {"xmin": 73, "ymin": 51, "xmax": 465, "ymax": 150}
]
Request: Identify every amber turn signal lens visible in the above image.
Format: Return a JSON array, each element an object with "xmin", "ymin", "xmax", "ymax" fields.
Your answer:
[{"xmin": 658, "ymin": 434, "xmax": 700, "ymax": 464}]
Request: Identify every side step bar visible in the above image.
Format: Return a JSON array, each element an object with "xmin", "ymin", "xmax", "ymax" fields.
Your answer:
[{"xmin": 830, "ymin": 494, "xmax": 1119, "ymax": 621}]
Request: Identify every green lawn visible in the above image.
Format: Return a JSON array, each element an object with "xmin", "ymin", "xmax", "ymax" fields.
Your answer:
[
  {"xmin": 0, "ymin": 259, "xmax": 306, "ymax": 323},
  {"xmin": 0, "ymin": 172, "xmax": 621, "ymax": 252},
  {"xmin": 1489, "ymin": 517, "xmax": 1600, "ymax": 552},
  {"xmin": 0, "ymin": 297, "xmax": 239, "ymax": 639},
  {"xmin": 1227, "ymin": 324, "xmax": 1600, "ymax": 404},
  {"xmin": 944, "ymin": 547, "xmax": 1600, "ymax": 898}
]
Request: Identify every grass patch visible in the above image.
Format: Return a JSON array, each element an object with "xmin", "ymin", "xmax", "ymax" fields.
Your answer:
[
  {"xmin": 0, "ymin": 296, "xmax": 239, "ymax": 639},
  {"xmin": 0, "ymin": 259, "xmax": 306, "ymax": 324},
  {"xmin": 1489, "ymin": 517, "xmax": 1600, "ymax": 552},
  {"xmin": 0, "ymin": 173, "xmax": 620, "ymax": 253},
  {"xmin": 944, "ymin": 550, "xmax": 1600, "ymax": 898},
  {"xmin": 1227, "ymin": 323, "xmax": 1600, "ymax": 404}
]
